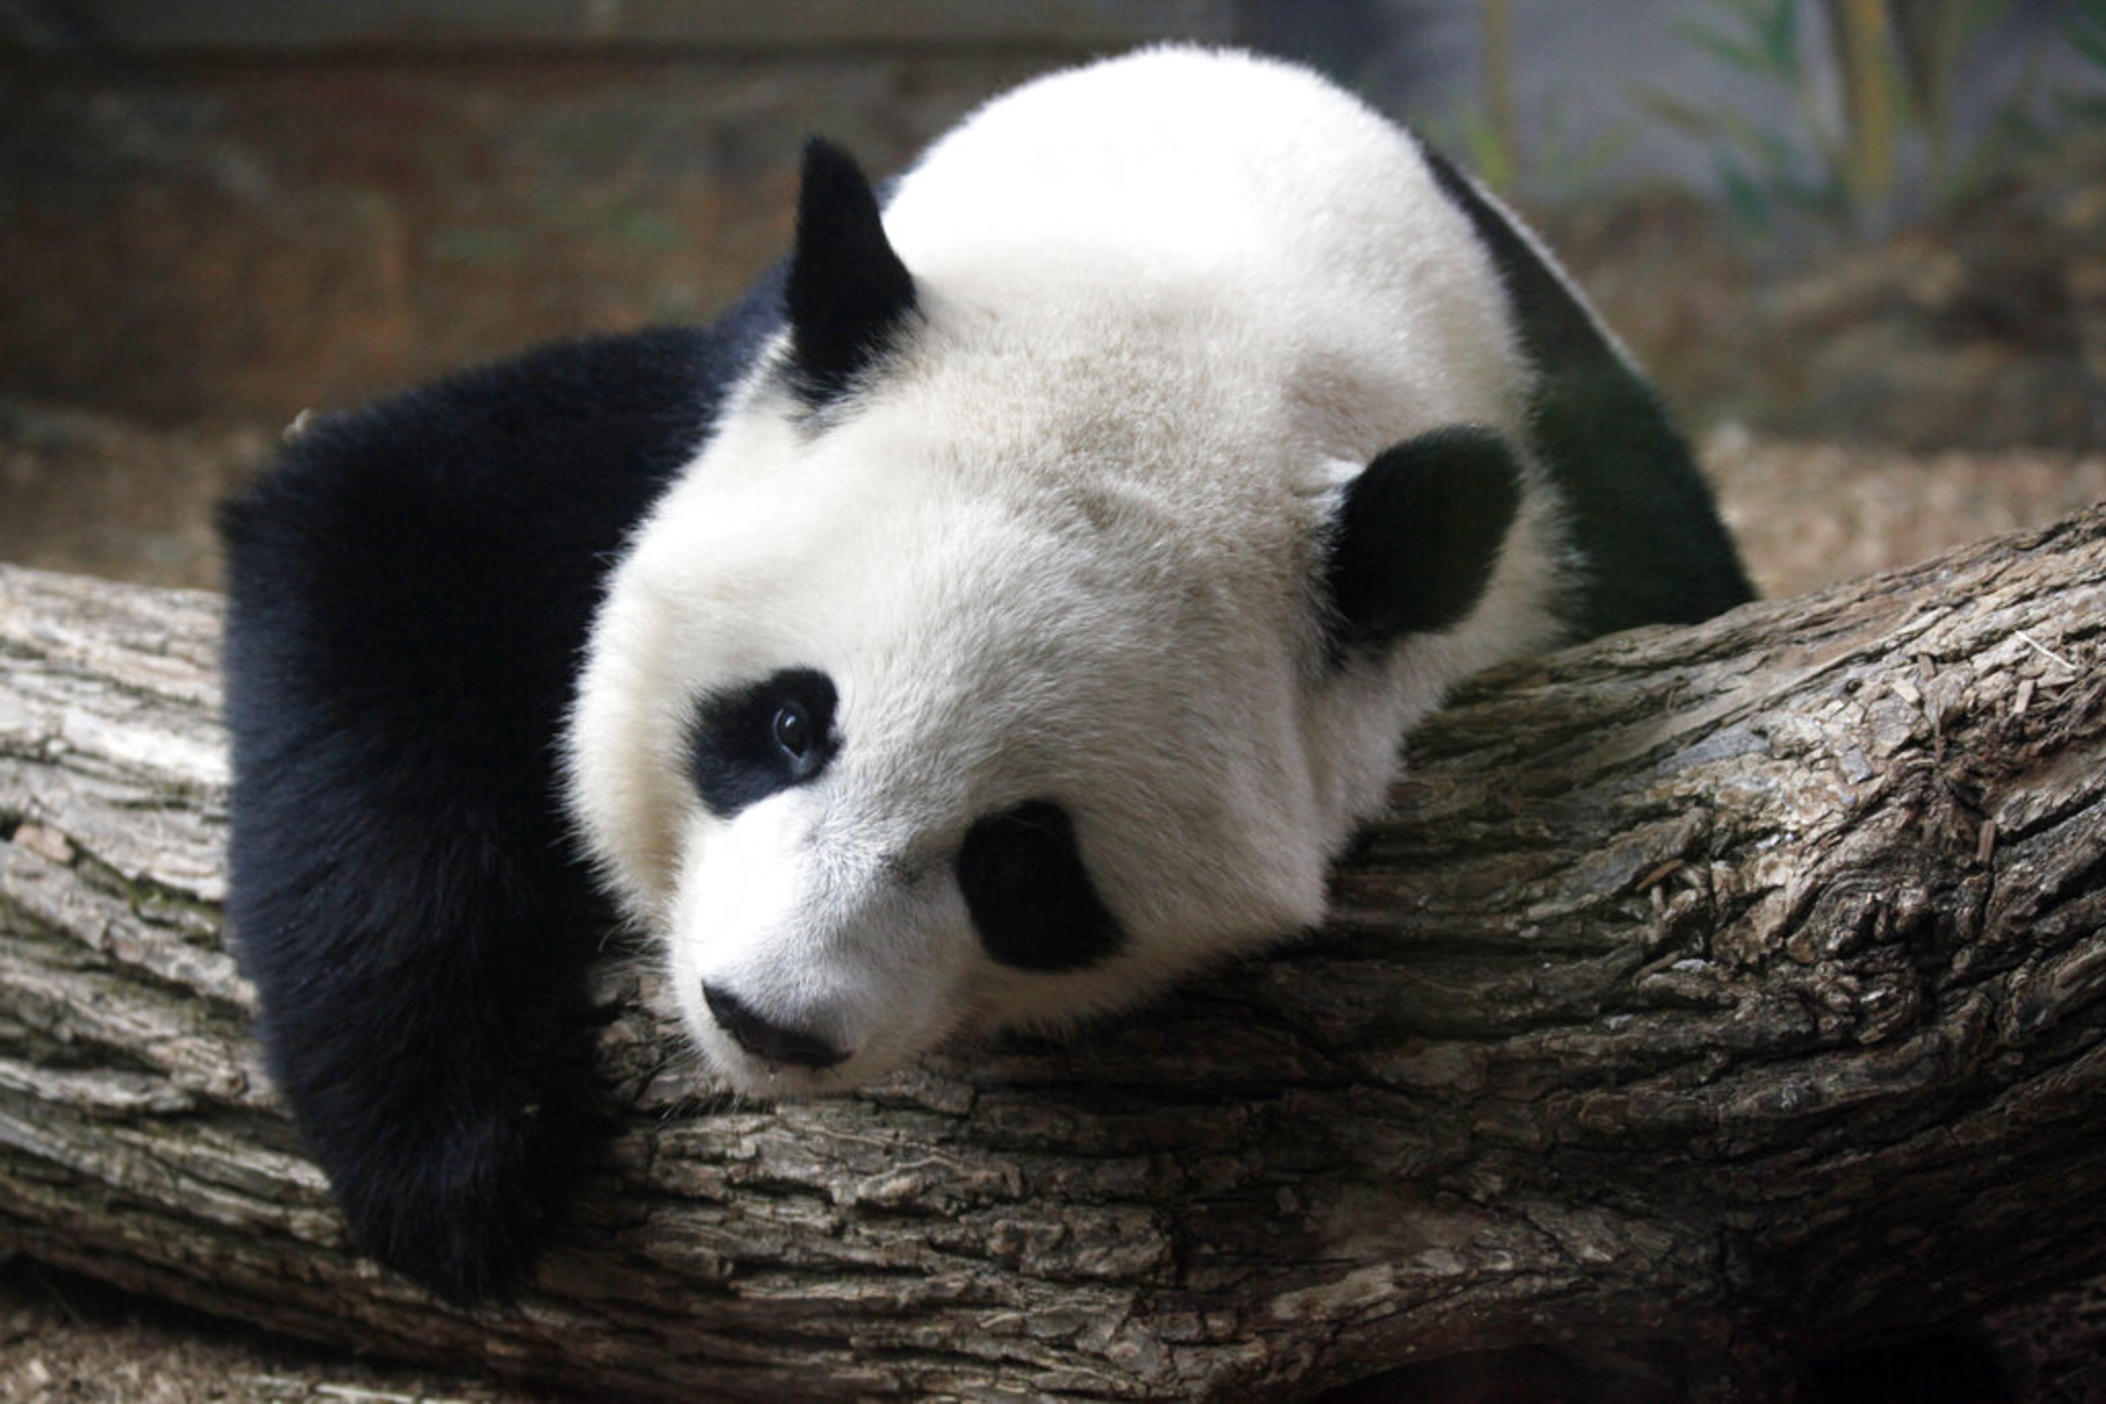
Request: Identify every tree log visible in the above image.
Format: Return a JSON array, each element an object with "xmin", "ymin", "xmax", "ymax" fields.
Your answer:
[{"xmin": 1, "ymin": 505, "xmax": 2102, "ymax": 1402}]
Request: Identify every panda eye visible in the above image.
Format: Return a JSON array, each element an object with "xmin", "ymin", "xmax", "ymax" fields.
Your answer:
[
  {"xmin": 688, "ymin": 668, "xmax": 838, "ymax": 818},
  {"xmin": 772, "ymin": 702, "xmax": 812, "ymax": 760},
  {"xmin": 984, "ymin": 834, "xmax": 1046, "ymax": 886}
]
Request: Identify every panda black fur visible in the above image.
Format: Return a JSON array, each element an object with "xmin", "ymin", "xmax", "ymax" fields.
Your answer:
[{"xmin": 219, "ymin": 47, "xmax": 1750, "ymax": 1303}]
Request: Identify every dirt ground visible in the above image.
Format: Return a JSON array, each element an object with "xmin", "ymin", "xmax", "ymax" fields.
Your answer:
[{"xmin": 0, "ymin": 1257, "xmax": 551, "ymax": 1404}]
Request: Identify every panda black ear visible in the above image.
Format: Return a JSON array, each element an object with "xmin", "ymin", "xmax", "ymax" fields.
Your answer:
[
  {"xmin": 1325, "ymin": 425, "xmax": 1522, "ymax": 653},
  {"xmin": 786, "ymin": 136, "xmax": 917, "ymax": 407}
]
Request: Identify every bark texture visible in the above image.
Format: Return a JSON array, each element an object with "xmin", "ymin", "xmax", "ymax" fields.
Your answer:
[{"xmin": 1, "ymin": 506, "xmax": 2103, "ymax": 1401}]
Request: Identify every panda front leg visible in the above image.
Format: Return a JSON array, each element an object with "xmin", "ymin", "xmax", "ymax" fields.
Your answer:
[
  {"xmin": 219, "ymin": 468, "xmax": 615, "ymax": 1302},
  {"xmin": 215, "ymin": 324, "xmax": 746, "ymax": 1302},
  {"xmin": 235, "ymin": 824, "xmax": 604, "ymax": 1305}
]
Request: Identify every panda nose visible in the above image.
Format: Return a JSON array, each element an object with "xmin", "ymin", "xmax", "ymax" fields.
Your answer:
[{"xmin": 701, "ymin": 984, "xmax": 850, "ymax": 1070}]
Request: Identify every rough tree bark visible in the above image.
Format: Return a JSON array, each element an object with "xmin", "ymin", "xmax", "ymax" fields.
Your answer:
[{"xmin": 0, "ymin": 506, "xmax": 2102, "ymax": 1402}]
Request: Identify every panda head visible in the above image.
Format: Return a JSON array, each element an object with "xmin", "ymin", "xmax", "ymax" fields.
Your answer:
[{"xmin": 565, "ymin": 138, "xmax": 1536, "ymax": 1096}]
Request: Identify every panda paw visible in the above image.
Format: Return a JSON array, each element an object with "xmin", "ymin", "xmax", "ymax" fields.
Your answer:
[{"xmin": 326, "ymin": 1101, "xmax": 578, "ymax": 1306}]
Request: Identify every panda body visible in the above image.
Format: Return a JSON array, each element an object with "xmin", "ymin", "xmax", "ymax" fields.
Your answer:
[{"xmin": 219, "ymin": 46, "xmax": 1750, "ymax": 1302}]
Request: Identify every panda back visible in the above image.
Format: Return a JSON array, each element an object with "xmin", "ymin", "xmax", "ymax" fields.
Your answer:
[{"xmin": 1413, "ymin": 147, "xmax": 1754, "ymax": 634}]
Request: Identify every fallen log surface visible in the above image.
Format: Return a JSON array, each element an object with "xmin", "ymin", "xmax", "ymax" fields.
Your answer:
[{"xmin": 1, "ymin": 505, "xmax": 2102, "ymax": 1401}]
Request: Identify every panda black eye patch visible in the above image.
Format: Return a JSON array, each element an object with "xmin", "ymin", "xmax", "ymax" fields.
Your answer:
[
  {"xmin": 956, "ymin": 799, "xmax": 1124, "ymax": 972},
  {"xmin": 687, "ymin": 668, "xmax": 839, "ymax": 817}
]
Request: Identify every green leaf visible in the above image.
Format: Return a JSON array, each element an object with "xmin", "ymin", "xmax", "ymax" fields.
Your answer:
[
  {"xmin": 1675, "ymin": 19, "xmax": 1774, "ymax": 77},
  {"xmin": 2069, "ymin": 21, "xmax": 2106, "ymax": 71},
  {"xmin": 2057, "ymin": 91, "xmax": 2106, "ymax": 122},
  {"xmin": 1718, "ymin": 159, "xmax": 1775, "ymax": 232},
  {"xmin": 1757, "ymin": 0, "xmax": 1800, "ymax": 74},
  {"xmin": 1631, "ymin": 85, "xmax": 1732, "ymax": 140}
]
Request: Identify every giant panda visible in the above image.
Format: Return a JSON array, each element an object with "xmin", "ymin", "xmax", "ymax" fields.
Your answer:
[{"xmin": 218, "ymin": 46, "xmax": 1752, "ymax": 1304}]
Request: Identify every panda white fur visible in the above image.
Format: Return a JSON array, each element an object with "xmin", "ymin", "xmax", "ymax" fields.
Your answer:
[{"xmin": 219, "ymin": 47, "xmax": 1750, "ymax": 1302}]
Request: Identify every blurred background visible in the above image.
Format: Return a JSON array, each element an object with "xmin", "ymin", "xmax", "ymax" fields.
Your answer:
[
  {"xmin": 1, "ymin": 0, "xmax": 2103, "ymax": 1398},
  {"xmin": 2, "ymin": 0, "xmax": 2103, "ymax": 597}
]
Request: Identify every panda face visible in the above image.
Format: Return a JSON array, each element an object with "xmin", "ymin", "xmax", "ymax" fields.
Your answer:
[{"xmin": 567, "ymin": 383, "xmax": 1349, "ymax": 1093}]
